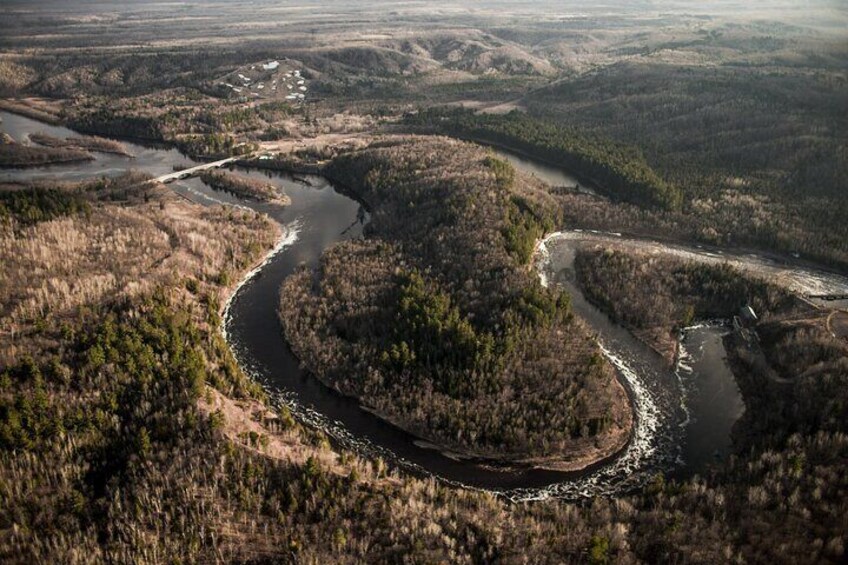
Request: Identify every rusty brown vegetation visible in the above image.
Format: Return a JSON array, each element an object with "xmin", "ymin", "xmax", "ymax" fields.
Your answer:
[{"xmin": 0, "ymin": 1, "xmax": 846, "ymax": 562}]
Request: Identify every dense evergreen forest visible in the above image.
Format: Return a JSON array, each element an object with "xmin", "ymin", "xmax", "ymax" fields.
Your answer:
[
  {"xmin": 405, "ymin": 108, "xmax": 682, "ymax": 210},
  {"xmin": 279, "ymin": 136, "xmax": 632, "ymax": 466},
  {"xmin": 520, "ymin": 60, "xmax": 848, "ymax": 269},
  {"xmin": 0, "ymin": 186, "xmax": 90, "ymax": 226},
  {"xmin": 526, "ymin": 62, "xmax": 848, "ymax": 205}
]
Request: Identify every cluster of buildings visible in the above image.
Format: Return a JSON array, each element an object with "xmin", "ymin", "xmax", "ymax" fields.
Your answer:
[{"xmin": 219, "ymin": 61, "xmax": 308, "ymax": 102}]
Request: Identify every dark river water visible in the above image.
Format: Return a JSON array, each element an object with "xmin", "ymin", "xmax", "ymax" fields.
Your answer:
[
  {"xmin": 2, "ymin": 109, "xmax": 755, "ymax": 500},
  {"xmin": 677, "ymin": 325, "xmax": 745, "ymax": 471},
  {"xmin": 489, "ymin": 146, "xmax": 596, "ymax": 193}
]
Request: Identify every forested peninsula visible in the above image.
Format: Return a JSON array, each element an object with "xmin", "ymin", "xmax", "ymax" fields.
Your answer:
[{"xmin": 277, "ymin": 136, "xmax": 633, "ymax": 469}]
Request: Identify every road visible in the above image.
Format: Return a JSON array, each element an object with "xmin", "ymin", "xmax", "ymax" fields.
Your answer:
[
  {"xmin": 152, "ymin": 133, "xmax": 370, "ymax": 187},
  {"xmin": 153, "ymin": 156, "xmax": 243, "ymax": 184},
  {"xmin": 542, "ymin": 230, "xmax": 848, "ymax": 300}
]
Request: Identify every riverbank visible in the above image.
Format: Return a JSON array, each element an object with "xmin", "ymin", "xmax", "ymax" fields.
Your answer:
[
  {"xmin": 360, "ymin": 382, "xmax": 633, "ymax": 473},
  {"xmin": 29, "ymin": 132, "xmax": 134, "ymax": 157},
  {"xmin": 431, "ymin": 129, "xmax": 607, "ymax": 195},
  {"xmin": 220, "ymin": 221, "xmax": 296, "ymax": 340},
  {"xmin": 275, "ymin": 136, "xmax": 637, "ymax": 478}
]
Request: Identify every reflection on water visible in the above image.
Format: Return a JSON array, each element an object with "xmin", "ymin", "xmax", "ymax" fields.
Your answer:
[
  {"xmin": 676, "ymin": 324, "xmax": 745, "ymax": 472},
  {"xmin": 488, "ymin": 146, "xmax": 599, "ymax": 195}
]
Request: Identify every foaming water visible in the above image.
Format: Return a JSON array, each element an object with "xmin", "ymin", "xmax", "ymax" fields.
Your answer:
[
  {"xmin": 673, "ymin": 322, "xmax": 743, "ymax": 472},
  {"xmin": 537, "ymin": 232, "xmax": 765, "ymax": 486},
  {"xmin": 221, "ymin": 221, "xmax": 301, "ymax": 343},
  {"xmin": 505, "ymin": 344, "xmax": 665, "ymax": 501}
]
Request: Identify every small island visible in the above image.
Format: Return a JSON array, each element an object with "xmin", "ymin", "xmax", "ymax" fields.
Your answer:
[
  {"xmin": 0, "ymin": 137, "xmax": 94, "ymax": 168},
  {"xmin": 200, "ymin": 169, "xmax": 290, "ymax": 205},
  {"xmin": 29, "ymin": 132, "xmax": 133, "ymax": 157}
]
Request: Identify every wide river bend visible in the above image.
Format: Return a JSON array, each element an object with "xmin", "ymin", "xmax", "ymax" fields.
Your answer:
[{"xmin": 6, "ymin": 110, "xmax": 848, "ymax": 500}]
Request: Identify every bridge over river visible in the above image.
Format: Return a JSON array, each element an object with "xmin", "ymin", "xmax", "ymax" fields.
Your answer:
[{"xmin": 153, "ymin": 156, "xmax": 245, "ymax": 184}]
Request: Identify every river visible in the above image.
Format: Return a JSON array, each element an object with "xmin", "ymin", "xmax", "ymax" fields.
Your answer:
[
  {"xmin": 0, "ymin": 110, "xmax": 198, "ymax": 182},
  {"xmin": 488, "ymin": 146, "xmax": 598, "ymax": 195},
  {"xmin": 8, "ymin": 109, "xmax": 845, "ymax": 500}
]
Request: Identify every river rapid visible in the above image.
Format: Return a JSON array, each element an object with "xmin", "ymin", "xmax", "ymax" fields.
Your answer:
[{"xmin": 7, "ymin": 110, "xmax": 847, "ymax": 501}]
